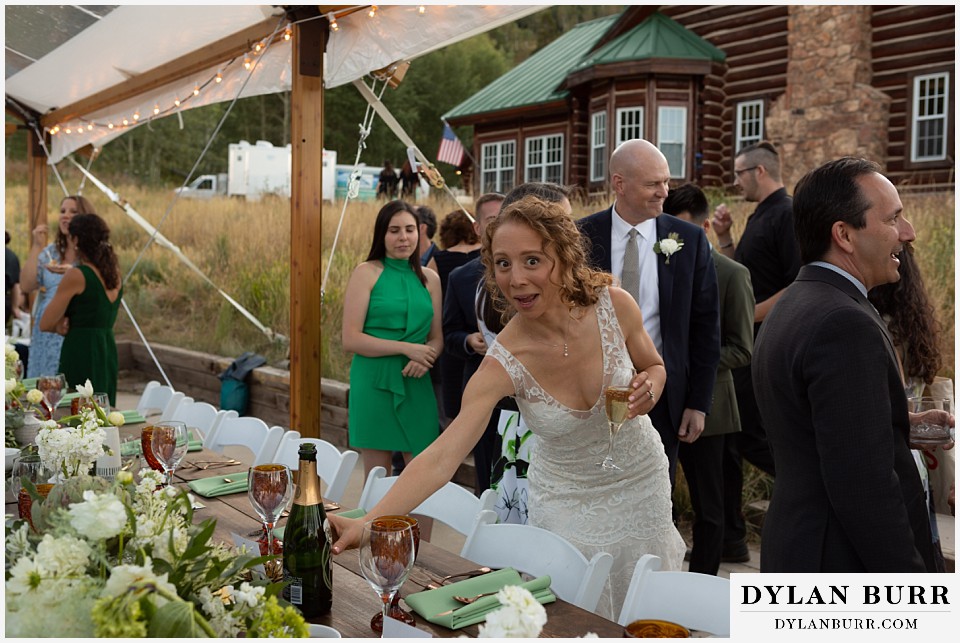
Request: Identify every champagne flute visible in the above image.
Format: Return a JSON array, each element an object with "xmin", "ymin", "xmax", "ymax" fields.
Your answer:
[
  {"xmin": 370, "ymin": 515, "xmax": 420, "ymax": 632},
  {"xmin": 150, "ymin": 421, "xmax": 189, "ymax": 487},
  {"xmin": 248, "ymin": 464, "xmax": 294, "ymax": 569},
  {"xmin": 359, "ymin": 517, "xmax": 416, "ymax": 634},
  {"xmin": 38, "ymin": 373, "xmax": 65, "ymax": 418},
  {"xmin": 598, "ymin": 366, "xmax": 636, "ymax": 471}
]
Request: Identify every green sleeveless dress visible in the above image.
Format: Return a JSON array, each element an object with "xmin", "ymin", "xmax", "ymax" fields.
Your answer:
[
  {"xmin": 348, "ymin": 257, "xmax": 438, "ymax": 455},
  {"xmin": 58, "ymin": 265, "xmax": 123, "ymax": 407}
]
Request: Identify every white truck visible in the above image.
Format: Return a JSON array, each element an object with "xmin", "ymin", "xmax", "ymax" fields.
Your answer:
[{"xmin": 175, "ymin": 173, "xmax": 228, "ymax": 198}]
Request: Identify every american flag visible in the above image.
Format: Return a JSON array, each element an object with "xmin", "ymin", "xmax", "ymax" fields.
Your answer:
[{"xmin": 437, "ymin": 122, "xmax": 466, "ymax": 166}]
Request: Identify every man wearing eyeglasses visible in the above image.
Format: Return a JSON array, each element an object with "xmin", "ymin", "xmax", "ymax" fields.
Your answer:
[{"xmin": 710, "ymin": 141, "xmax": 801, "ymax": 564}]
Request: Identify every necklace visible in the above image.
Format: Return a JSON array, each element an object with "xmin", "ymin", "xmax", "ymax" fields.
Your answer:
[{"xmin": 523, "ymin": 309, "xmax": 574, "ymax": 358}]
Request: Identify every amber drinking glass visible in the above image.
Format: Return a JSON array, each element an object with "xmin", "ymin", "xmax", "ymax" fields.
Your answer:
[
  {"xmin": 359, "ymin": 517, "xmax": 416, "ymax": 634},
  {"xmin": 370, "ymin": 515, "xmax": 420, "ymax": 632}
]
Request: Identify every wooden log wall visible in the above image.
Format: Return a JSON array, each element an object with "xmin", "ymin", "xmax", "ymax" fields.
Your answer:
[{"xmin": 118, "ymin": 340, "xmax": 477, "ymax": 490}]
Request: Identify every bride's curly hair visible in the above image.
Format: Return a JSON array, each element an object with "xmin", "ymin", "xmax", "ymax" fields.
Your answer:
[
  {"xmin": 69, "ymin": 213, "xmax": 120, "ymax": 290},
  {"xmin": 481, "ymin": 195, "xmax": 612, "ymax": 323}
]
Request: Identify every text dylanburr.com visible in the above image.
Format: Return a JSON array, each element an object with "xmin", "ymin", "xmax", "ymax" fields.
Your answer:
[{"xmin": 730, "ymin": 573, "xmax": 958, "ymax": 640}]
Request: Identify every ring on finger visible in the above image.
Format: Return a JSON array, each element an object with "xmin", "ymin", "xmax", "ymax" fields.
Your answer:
[{"xmin": 647, "ymin": 390, "xmax": 655, "ymax": 402}]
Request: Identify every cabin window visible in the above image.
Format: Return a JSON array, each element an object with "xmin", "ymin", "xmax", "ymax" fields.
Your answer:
[
  {"xmin": 590, "ymin": 112, "xmax": 607, "ymax": 182},
  {"xmin": 911, "ymin": 72, "xmax": 950, "ymax": 162},
  {"xmin": 525, "ymin": 134, "xmax": 564, "ymax": 184},
  {"xmin": 481, "ymin": 140, "xmax": 516, "ymax": 193},
  {"xmin": 736, "ymin": 100, "xmax": 764, "ymax": 153},
  {"xmin": 657, "ymin": 106, "xmax": 687, "ymax": 179},
  {"xmin": 616, "ymin": 107, "xmax": 644, "ymax": 147}
]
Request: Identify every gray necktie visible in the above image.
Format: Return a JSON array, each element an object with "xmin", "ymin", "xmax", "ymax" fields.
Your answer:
[{"xmin": 621, "ymin": 228, "xmax": 640, "ymax": 303}]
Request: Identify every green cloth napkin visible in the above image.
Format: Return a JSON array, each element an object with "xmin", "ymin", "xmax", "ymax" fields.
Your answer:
[
  {"xmin": 404, "ymin": 568, "xmax": 555, "ymax": 629},
  {"xmin": 274, "ymin": 507, "xmax": 366, "ymax": 540},
  {"xmin": 20, "ymin": 377, "xmax": 37, "ymax": 389},
  {"xmin": 120, "ymin": 409, "xmax": 147, "ymax": 424},
  {"xmin": 187, "ymin": 471, "xmax": 249, "ymax": 497},
  {"xmin": 119, "ymin": 429, "xmax": 201, "ymax": 456}
]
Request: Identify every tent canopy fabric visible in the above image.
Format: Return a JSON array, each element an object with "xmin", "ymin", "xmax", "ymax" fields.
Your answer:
[{"xmin": 5, "ymin": 4, "xmax": 543, "ymax": 164}]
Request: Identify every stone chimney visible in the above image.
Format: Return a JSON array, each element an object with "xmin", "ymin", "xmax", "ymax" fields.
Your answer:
[{"xmin": 766, "ymin": 5, "xmax": 891, "ymax": 191}]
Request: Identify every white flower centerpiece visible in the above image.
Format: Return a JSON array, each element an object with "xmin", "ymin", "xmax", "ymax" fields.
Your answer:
[
  {"xmin": 35, "ymin": 379, "xmax": 124, "ymax": 481},
  {"xmin": 5, "ymin": 468, "xmax": 307, "ymax": 637},
  {"xmin": 476, "ymin": 585, "xmax": 598, "ymax": 638},
  {"xmin": 5, "ymin": 343, "xmax": 46, "ymax": 446}
]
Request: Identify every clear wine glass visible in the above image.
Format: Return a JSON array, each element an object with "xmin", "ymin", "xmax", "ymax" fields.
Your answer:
[
  {"xmin": 150, "ymin": 420, "xmax": 189, "ymax": 487},
  {"xmin": 248, "ymin": 464, "xmax": 294, "ymax": 564},
  {"xmin": 598, "ymin": 366, "xmax": 636, "ymax": 471},
  {"xmin": 37, "ymin": 373, "xmax": 65, "ymax": 418},
  {"xmin": 370, "ymin": 515, "xmax": 420, "ymax": 633},
  {"xmin": 359, "ymin": 517, "xmax": 416, "ymax": 634}
]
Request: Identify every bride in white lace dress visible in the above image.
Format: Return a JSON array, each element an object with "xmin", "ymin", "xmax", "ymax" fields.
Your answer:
[{"xmin": 331, "ymin": 194, "xmax": 685, "ymax": 620}]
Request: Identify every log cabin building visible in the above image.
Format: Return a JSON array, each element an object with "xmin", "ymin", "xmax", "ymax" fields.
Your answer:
[{"xmin": 444, "ymin": 5, "xmax": 955, "ymax": 198}]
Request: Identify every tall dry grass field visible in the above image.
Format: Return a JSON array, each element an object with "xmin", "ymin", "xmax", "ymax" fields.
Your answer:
[{"xmin": 5, "ymin": 167, "xmax": 954, "ymax": 385}]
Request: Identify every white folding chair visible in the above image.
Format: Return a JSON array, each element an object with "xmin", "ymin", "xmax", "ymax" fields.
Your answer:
[
  {"xmin": 273, "ymin": 435, "xmax": 359, "ymax": 503},
  {"xmin": 135, "ymin": 381, "xmax": 185, "ymax": 420},
  {"xmin": 11, "ymin": 313, "xmax": 30, "ymax": 340},
  {"xmin": 168, "ymin": 398, "xmax": 232, "ymax": 444},
  {"xmin": 207, "ymin": 415, "xmax": 284, "ymax": 466},
  {"xmin": 200, "ymin": 409, "xmax": 239, "ymax": 450},
  {"xmin": 461, "ymin": 510, "xmax": 614, "ymax": 613},
  {"xmin": 617, "ymin": 554, "xmax": 730, "ymax": 636},
  {"xmin": 358, "ymin": 466, "xmax": 497, "ymax": 542}
]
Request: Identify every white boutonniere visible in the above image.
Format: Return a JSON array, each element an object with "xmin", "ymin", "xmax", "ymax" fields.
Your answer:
[{"xmin": 653, "ymin": 232, "xmax": 684, "ymax": 265}]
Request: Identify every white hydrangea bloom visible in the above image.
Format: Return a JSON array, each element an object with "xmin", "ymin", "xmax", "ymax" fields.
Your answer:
[
  {"xmin": 68, "ymin": 491, "xmax": 127, "ymax": 540},
  {"xmin": 35, "ymin": 534, "xmax": 94, "ymax": 577},
  {"xmin": 103, "ymin": 557, "xmax": 177, "ymax": 599},
  {"xmin": 234, "ymin": 582, "xmax": 265, "ymax": 609},
  {"xmin": 478, "ymin": 586, "xmax": 547, "ymax": 638}
]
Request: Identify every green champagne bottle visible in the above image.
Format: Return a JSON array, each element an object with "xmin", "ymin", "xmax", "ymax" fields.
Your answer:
[{"xmin": 282, "ymin": 443, "xmax": 332, "ymax": 616}]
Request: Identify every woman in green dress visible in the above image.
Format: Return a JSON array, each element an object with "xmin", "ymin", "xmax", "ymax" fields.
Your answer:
[
  {"xmin": 39, "ymin": 213, "xmax": 122, "ymax": 406},
  {"xmin": 342, "ymin": 200, "xmax": 443, "ymax": 478}
]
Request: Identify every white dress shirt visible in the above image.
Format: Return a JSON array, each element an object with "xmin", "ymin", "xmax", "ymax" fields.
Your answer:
[{"xmin": 611, "ymin": 206, "xmax": 662, "ymax": 354}]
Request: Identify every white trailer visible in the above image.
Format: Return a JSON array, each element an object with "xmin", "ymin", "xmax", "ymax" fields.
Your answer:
[{"xmin": 227, "ymin": 140, "xmax": 291, "ymax": 200}]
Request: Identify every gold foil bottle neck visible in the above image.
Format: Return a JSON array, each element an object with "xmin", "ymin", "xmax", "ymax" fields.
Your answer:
[{"xmin": 293, "ymin": 459, "xmax": 324, "ymax": 506}]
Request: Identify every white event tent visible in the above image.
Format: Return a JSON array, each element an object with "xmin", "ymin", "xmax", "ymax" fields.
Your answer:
[{"xmin": 4, "ymin": 4, "xmax": 543, "ymax": 436}]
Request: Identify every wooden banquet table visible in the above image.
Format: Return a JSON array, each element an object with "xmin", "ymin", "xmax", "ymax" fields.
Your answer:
[{"xmin": 5, "ymin": 419, "xmax": 625, "ymax": 638}]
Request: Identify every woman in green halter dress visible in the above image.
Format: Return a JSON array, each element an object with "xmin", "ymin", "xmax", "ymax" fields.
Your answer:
[
  {"xmin": 39, "ymin": 213, "xmax": 122, "ymax": 406},
  {"xmin": 342, "ymin": 200, "xmax": 443, "ymax": 478}
]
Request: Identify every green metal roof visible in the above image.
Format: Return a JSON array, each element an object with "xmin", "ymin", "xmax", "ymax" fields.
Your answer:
[
  {"xmin": 443, "ymin": 13, "xmax": 620, "ymax": 120},
  {"xmin": 573, "ymin": 12, "xmax": 725, "ymax": 71}
]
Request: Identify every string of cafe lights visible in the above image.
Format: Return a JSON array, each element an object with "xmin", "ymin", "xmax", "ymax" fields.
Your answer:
[
  {"xmin": 46, "ymin": 25, "xmax": 294, "ymax": 137},
  {"xmin": 47, "ymin": 5, "xmax": 433, "ymax": 137}
]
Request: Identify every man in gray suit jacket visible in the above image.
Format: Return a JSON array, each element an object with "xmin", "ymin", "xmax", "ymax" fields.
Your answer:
[
  {"xmin": 578, "ymin": 140, "xmax": 720, "ymax": 486},
  {"xmin": 667, "ymin": 184, "xmax": 755, "ymax": 575},
  {"xmin": 753, "ymin": 157, "xmax": 942, "ymax": 572}
]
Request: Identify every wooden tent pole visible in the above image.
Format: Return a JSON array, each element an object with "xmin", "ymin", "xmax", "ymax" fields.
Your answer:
[
  {"xmin": 289, "ymin": 15, "xmax": 326, "ymax": 437},
  {"xmin": 27, "ymin": 129, "xmax": 47, "ymax": 241}
]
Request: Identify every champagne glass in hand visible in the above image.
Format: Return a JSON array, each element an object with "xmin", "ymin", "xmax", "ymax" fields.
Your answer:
[
  {"xmin": 359, "ymin": 517, "xmax": 416, "ymax": 634},
  {"xmin": 248, "ymin": 464, "xmax": 294, "ymax": 563},
  {"xmin": 598, "ymin": 366, "xmax": 636, "ymax": 471},
  {"xmin": 150, "ymin": 421, "xmax": 189, "ymax": 487}
]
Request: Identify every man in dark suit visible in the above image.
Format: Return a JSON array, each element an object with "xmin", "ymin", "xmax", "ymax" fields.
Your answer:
[
  {"xmin": 578, "ymin": 140, "xmax": 720, "ymax": 485},
  {"xmin": 666, "ymin": 184, "xmax": 755, "ymax": 575},
  {"xmin": 753, "ymin": 157, "xmax": 940, "ymax": 572},
  {"xmin": 442, "ymin": 192, "xmax": 505, "ymax": 493}
]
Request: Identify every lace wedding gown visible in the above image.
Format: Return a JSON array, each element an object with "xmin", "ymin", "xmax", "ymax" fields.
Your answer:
[{"xmin": 488, "ymin": 287, "xmax": 686, "ymax": 620}]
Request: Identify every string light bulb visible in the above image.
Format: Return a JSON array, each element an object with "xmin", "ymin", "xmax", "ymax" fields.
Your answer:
[
  {"xmin": 215, "ymin": 71, "xmax": 223, "ymax": 83},
  {"xmin": 65, "ymin": 127, "xmax": 72, "ymax": 134},
  {"xmin": 193, "ymin": 85, "xmax": 200, "ymax": 96},
  {"xmin": 419, "ymin": 5, "xmax": 426, "ymax": 14},
  {"xmin": 328, "ymin": 12, "xmax": 339, "ymax": 31},
  {"xmin": 283, "ymin": 27, "xmax": 292, "ymax": 41},
  {"xmin": 243, "ymin": 57, "xmax": 252, "ymax": 70},
  {"xmin": 153, "ymin": 104, "xmax": 160, "ymax": 115},
  {"xmin": 254, "ymin": 41, "xmax": 263, "ymax": 53},
  {"xmin": 368, "ymin": 5, "xmax": 378, "ymax": 18},
  {"xmin": 87, "ymin": 123, "xmax": 93, "ymax": 131},
  {"xmin": 174, "ymin": 97, "xmax": 181, "ymax": 107},
  {"xmin": 132, "ymin": 112, "xmax": 140, "ymax": 121},
  {"xmin": 122, "ymin": 118, "xmax": 129, "ymax": 126},
  {"xmin": 108, "ymin": 123, "xmax": 114, "ymax": 129}
]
